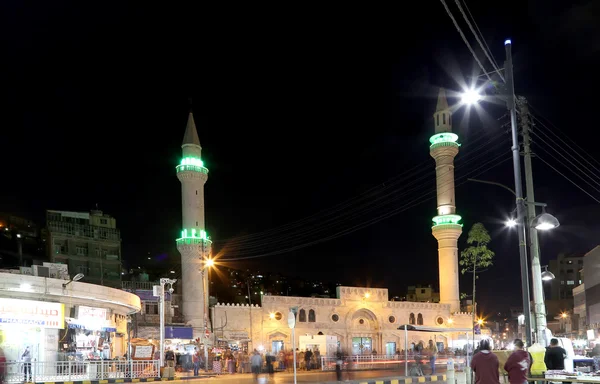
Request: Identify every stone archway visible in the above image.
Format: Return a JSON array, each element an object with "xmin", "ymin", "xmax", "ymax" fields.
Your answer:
[{"xmin": 346, "ymin": 308, "xmax": 380, "ymax": 355}]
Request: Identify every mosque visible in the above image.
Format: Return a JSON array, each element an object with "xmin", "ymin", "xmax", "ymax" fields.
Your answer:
[{"xmin": 174, "ymin": 89, "xmax": 473, "ymax": 355}]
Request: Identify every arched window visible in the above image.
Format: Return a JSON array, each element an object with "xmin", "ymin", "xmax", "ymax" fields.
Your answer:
[
  {"xmin": 443, "ymin": 113, "xmax": 446, "ymax": 124},
  {"xmin": 436, "ymin": 115, "xmax": 439, "ymax": 126},
  {"xmin": 308, "ymin": 309, "xmax": 316, "ymax": 322},
  {"xmin": 417, "ymin": 313, "xmax": 424, "ymax": 325},
  {"xmin": 299, "ymin": 309, "xmax": 306, "ymax": 322},
  {"xmin": 409, "ymin": 313, "xmax": 415, "ymax": 325}
]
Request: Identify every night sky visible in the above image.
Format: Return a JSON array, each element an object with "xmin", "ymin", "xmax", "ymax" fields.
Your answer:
[{"xmin": 2, "ymin": 1, "xmax": 600, "ymax": 313}]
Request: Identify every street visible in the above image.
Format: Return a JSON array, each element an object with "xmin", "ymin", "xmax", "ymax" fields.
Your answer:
[{"xmin": 173, "ymin": 369, "xmax": 445, "ymax": 383}]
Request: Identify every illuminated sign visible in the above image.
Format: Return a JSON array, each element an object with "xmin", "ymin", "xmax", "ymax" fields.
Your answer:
[
  {"xmin": 78, "ymin": 306, "xmax": 107, "ymax": 321},
  {"xmin": 0, "ymin": 298, "xmax": 64, "ymax": 329}
]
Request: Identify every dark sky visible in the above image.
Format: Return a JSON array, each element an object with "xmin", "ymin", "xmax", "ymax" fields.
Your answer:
[{"xmin": 2, "ymin": 1, "xmax": 600, "ymax": 313}]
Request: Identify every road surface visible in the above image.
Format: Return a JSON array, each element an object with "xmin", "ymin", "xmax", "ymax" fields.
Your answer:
[{"xmin": 173, "ymin": 369, "xmax": 441, "ymax": 383}]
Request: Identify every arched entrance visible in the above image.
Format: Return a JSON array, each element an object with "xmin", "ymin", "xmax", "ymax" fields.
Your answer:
[{"xmin": 347, "ymin": 308, "xmax": 380, "ymax": 355}]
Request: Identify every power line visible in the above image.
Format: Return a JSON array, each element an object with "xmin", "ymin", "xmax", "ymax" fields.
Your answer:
[
  {"xmin": 535, "ymin": 155, "xmax": 600, "ymax": 204},
  {"xmin": 216, "ymin": 128, "xmax": 499, "ymax": 246},
  {"xmin": 438, "ymin": 0, "xmax": 493, "ymax": 82},
  {"xmin": 454, "ymin": 0, "xmax": 504, "ymax": 82},
  {"xmin": 461, "ymin": 0, "xmax": 500, "ymax": 70},
  {"xmin": 220, "ymin": 153, "xmax": 512, "ymax": 261},
  {"xmin": 218, "ymin": 135, "xmax": 509, "ymax": 253}
]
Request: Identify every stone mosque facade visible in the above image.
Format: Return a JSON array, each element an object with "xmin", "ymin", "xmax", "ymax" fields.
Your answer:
[{"xmin": 176, "ymin": 90, "xmax": 472, "ymax": 355}]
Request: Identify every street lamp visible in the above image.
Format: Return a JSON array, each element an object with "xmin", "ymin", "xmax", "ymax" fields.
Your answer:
[
  {"xmin": 506, "ymin": 218, "xmax": 517, "ymax": 227},
  {"xmin": 541, "ymin": 265, "xmax": 555, "ymax": 281},
  {"xmin": 461, "ymin": 88, "xmax": 481, "ymax": 105},
  {"xmin": 63, "ymin": 273, "xmax": 85, "ymax": 288},
  {"xmin": 157, "ymin": 278, "xmax": 177, "ymax": 368},
  {"xmin": 531, "ymin": 209, "xmax": 560, "ymax": 230}
]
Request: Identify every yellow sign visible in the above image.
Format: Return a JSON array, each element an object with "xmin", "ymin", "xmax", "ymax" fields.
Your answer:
[{"xmin": 0, "ymin": 298, "xmax": 64, "ymax": 329}]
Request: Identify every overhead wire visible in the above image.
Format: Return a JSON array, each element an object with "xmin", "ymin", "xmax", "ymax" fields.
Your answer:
[
  {"xmin": 221, "ymin": 152, "xmax": 512, "ymax": 261},
  {"xmin": 216, "ymin": 127, "xmax": 496, "ymax": 246},
  {"xmin": 453, "ymin": 0, "xmax": 504, "ymax": 81},
  {"xmin": 534, "ymin": 154, "xmax": 600, "ymax": 204},
  {"xmin": 438, "ymin": 0, "xmax": 493, "ymax": 82},
  {"xmin": 217, "ymin": 133, "xmax": 509, "ymax": 253},
  {"xmin": 460, "ymin": 0, "xmax": 500, "ymax": 71},
  {"xmin": 529, "ymin": 110, "xmax": 600, "ymax": 171},
  {"xmin": 529, "ymin": 124, "xmax": 600, "ymax": 186}
]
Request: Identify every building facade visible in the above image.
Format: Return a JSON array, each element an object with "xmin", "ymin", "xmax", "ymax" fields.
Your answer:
[
  {"xmin": 212, "ymin": 286, "xmax": 472, "ymax": 355},
  {"xmin": 0, "ymin": 270, "xmax": 140, "ymax": 363},
  {"xmin": 584, "ymin": 246, "xmax": 600, "ymax": 330},
  {"xmin": 46, "ymin": 209, "xmax": 122, "ymax": 288},
  {"xmin": 548, "ymin": 253, "xmax": 584, "ymax": 300},
  {"xmin": 406, "ymin": 285, "xmax": 440, "ymax": 303}
]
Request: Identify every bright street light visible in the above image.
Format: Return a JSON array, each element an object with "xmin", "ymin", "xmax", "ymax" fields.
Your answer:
[
  {"xmin": 506, "ymin": 218, "xmax": 517, "ymax": 227},
  {"xmin": 461, "ymin": 89, "xmax": 481, "ymax": 105},
  {"xmin": 531, "ymin": 211, "xmax": 560, "ymax": 230},
  {"xmin": 541, "ymin": 265, "xmax": 555, "ymax": 281},
  {"xmin": 205, "ymin": 258, "xmax": 214, "ymax": 267}
]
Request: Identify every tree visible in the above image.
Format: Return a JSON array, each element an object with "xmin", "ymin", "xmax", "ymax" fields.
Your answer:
[{"xmin": 459, "ymin": 223, "xmax": 494, "ymax": 362}]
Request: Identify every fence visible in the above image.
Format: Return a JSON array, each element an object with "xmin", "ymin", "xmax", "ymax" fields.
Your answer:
[
  {"xmin": 320, "ymin": 354, "xmax": 466, "ymax": 372},
  {"xmin": 0, "ymin": 360, "xmax": 160, "ymax": 383}
]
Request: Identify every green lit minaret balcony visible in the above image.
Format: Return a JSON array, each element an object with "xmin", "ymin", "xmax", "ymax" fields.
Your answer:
[
  {"xmin": 429, "ymin": 133, "xmax": 460, "ymax": 150},
  {"xmin": 432, "ymin": 214, "xmax": 463, "ymax": 228},
  {"xmin": 176, "ymin": 157, "xmax": 209, "ymax": 175},
  {"xmin": 176, "ymin": 228, "xmax": 212, "ymax": 246}
]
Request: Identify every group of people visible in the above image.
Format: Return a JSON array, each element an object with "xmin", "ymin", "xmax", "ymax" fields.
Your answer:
[{"xmin": 471, "ymin": 338, "xmax": 568, "ymax": 384}]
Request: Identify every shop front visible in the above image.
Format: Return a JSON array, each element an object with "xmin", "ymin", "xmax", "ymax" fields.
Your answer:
[
  {"xmin": 0, "ymin": 297, "xmax": 65, "ymax": 362},
  {"xmin": 62, "ymin": 305, "xmax": 118, "ymax": 361}
]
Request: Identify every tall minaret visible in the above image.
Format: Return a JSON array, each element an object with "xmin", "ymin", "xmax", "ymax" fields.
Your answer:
[
  {"xmin": 430, "ymin": 88, "xmax": 462, "ymax": 313},
  {"xmin": 176, "ymin": 111, "xmax": 211, "ymax": 335}
]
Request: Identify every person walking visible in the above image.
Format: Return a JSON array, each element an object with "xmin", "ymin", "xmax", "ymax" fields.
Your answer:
[
  {"xmin": 470, "ymin": 339, "xmax": 500, "ymax": 384},
  {"xmin": 504, "ymin": 339, "xmax": 531, "ymax": 384},
  {"xmin": 544, "ymin": 339, "xmax": 566, "ymax": 371},
  {"xmin": 428, "ymin": 340, "xmax": 438, "ymax": 374},
  {"xmin": 250, "ymin": 350, "xmax": 262, "ymax": 382},
  {"xmin": 22, "ymin": 346, "xmax": 32, "ymax": 383}
]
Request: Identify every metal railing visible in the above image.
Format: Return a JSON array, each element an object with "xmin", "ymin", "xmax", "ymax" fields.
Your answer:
[
  {"xmin": 0, "ymin": 360, "xmax": 159, "ymax": 383},
  {"xmin": 320, "ymin": 354, "xmax": 466, "ymax": 372}
]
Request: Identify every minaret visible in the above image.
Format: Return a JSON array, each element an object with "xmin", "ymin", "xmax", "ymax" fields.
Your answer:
[
  {"xmin": 176, "ymin": 111, "xmax": 211, "ymax": 335},
  {"xmin": 430, "ymin": 88, "xmax": 462, "ymax": 313}
]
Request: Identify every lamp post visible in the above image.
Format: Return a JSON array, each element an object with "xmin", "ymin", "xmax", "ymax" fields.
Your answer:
[
  {"xmin": 157, "ymin": 278, "xmax": 177, "ymax": 368},
  {"xmin": 202, "ymin": 257, "xmax": 213, "ymax": 372},
  {"xmin": 467, "ymin": 178, "xmax": 559, "ymax": 345}
]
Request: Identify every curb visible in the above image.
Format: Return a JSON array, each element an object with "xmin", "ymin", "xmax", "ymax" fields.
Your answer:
[
  {"xmin": 37, "ymin": 378, "xmax": 178, "ymax": 384},
  {"xmin": 336, "ymin": 374, "xmax": 447, "ymax": 384}
]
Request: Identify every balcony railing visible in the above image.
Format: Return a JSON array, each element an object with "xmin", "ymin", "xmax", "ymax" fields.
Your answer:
[
  {"xmin": 122, "ymin": 281, "xmax": 158, "ymax": 290},
  {"xmin": 176, "ymin": 164, "xmax": 209, "ymax": 175}
]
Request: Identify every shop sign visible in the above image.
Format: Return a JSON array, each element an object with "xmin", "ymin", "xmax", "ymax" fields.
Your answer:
[
  {"xmin": 227, "ymin": 331, "xmax": 250, "ymax": 341},
  {"xmin": 78, "ymin": 306, "xmax": 107, "ymax": 321},
  {"xmin": 0, "ymin": 298, "xmax": 64, "ymax": 329}
]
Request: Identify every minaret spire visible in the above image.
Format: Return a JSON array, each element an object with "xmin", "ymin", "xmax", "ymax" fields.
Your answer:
[
  {"xmin": 430, "ymin": 87, "xmax": 462, "ymax": 313},
  {"xmin": 175, "ymin": 105, "xmax": 211, "ymax": 338}
]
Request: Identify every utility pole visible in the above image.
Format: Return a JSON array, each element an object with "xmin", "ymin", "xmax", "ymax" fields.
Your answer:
[
  {"xmin": 505, "ymin": 40, "xmax": 532, "ymax": 346},
  {"xmin": 520, "ymin": 100, "xmax": 548, "ymax": 346}
]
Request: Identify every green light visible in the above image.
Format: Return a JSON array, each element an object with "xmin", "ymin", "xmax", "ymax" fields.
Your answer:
[
  {"xmin": 176, "ymin": 156, "xmax": 209, "ymax": 174},
  {"xmin": 176, "ymin": 228, "xmax": 212, "ymax": 246},
  {"xmin": 432, "ymin": 214, "xmax": 463, "ymax": 226},
  {"xmin": 429, "ymin": 133, "xmax": 459, "ymax": 145},
  {"xmin": 181, "ymin": 157, "xmax": 204, "ymax": 167}
]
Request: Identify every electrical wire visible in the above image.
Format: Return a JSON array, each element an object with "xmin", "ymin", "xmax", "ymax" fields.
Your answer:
[
  {"xmin": 461, "ymin": 0, "xmax": 500, "ymax": 71},
  {"xmin": 218, "ymin": 135, "xmax": 509, "ymax": 252},
  {"xmin": 220, "ymin": 153, "xmax": 512, "ymax": 261},
  {"xmin": 454, "ymin": 0, "xmax": 504, "ymax": 82},
  {"xmin": 534, "ymin": 154, "xmax": 600, "ymax": 204},
  {"xmin": 529, "ymin": 132, "xmax": 600, "ymax": 193},
  {"xmin": 438, "ymin": 0, "xmax": 493, "ymax": 82},
  {"xmin": 215, "ymin": 128, "xmax": 498, "ymax": 246},
  {"xmin": 530, "ymin": 113, "xmax": 600, "ymax": 174},
  {"xmin": 529, "ymin": 124, "xmax": 600, "ymax": 186}
]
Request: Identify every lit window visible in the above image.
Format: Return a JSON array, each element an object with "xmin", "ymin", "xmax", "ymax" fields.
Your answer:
[{"xmin": 567, "ymin": 280, "xmax": 575, "ymax": 285}]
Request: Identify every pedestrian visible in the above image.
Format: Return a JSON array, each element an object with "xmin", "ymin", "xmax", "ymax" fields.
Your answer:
[
  {"xmin": 250, "ymin": 350, "xmax": 262, "ymax": 382},
  {"xmin": 470, "ymin": 339, "xmax": 500, "ymax": 384},
  {"xmin": 544, "ymin": 338, "xmax": 566, "ymax": 371},
  {"xmin": 428, "ymin": 340, "xmax": 438, "ymax": 374},
  {"xmin": 504, "ymin": 339, "xmax": 531, "ymax": 384},
  {"xmin": 335, "ymin": 347, "xmax": 343, "ymax": 382},
  {"xmin": 22, "ymin": 346, "xmax": 32, "ymax": 383},
  {"xmin": 192, "ymin": 347, "xmax": 200, "ymax": 376}
]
